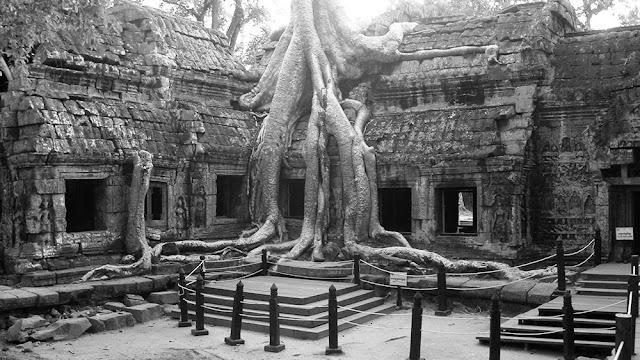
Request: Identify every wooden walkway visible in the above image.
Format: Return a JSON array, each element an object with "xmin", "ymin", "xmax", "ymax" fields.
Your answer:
[{"xmin": 478, "ymin": 262, "xmax": 636, "ymax": 354}]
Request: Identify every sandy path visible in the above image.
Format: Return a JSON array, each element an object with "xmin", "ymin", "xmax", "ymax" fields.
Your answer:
[{"xmin": 1, "ymin": 300, "xmax": 566, "ymax": 360}]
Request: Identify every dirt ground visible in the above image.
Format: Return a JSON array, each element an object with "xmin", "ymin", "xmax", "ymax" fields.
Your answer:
[{"xmin": 0, "ymin": 299, "xmax": 595, "ymax": 360}]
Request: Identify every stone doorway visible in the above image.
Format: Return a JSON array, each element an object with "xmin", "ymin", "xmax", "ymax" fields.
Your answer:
[
  {"xmin": 609, "ymin": 186, "xmax": 640, "ymax": 261},
  {"xmin": 378, "ymin": 187, "xmax": 411, "ymax": 233}
]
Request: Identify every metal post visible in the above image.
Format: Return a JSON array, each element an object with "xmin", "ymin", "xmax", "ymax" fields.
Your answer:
[
  {"xmin": 616, "ymin": 313, "xmax": 633, "ymax": 360},
  {"xmin": 554, "ymin": 240, "xmax": 566, "ymax": 296},
  {"xmin": 632, "ymin": 255, "xmax": 639, "ymax": 276},
  {"xmin": 262, "ymin": 249, "xmax": 269, "ymax": 276},
  {"xmin": 489, "ymin": 293, "xmax": 501, "ymax": 360},
  {"xmin": 178, "ymin": 268, "xmax": 191, "ymax": 328},
  {"xmin": 408, "ymin": 292, "xmax": 424, "ymax": 360},
  {"xmin": 435, "ymin": 266, "xmax": 451, "ymax": 316},
  {"xmin": 353, "ymin": 253, "xmax": 361, "ymax": 285},
  {"xmin": 191, "ymin": 275, "xmax": 208, "ymax": 336},
  {"xmin": 199, "ymin": 255, "xmax": 206, "ymax": 281},
  {"xmin": 562, "ymin": 291, "xmax": 575, "ymax": 360},
  {"xmin": 225, "ymin": 281, "xmax": 245, "ymax": 346},
  {"xmin": 264, "ymin": 284, "xmax": 285, "ymax": 353},
  {"xmin": 326, "ymin": 284, "xmax": 343, "ymax": 355},
  {"xmin": 628, "ymin": 274, "xmax": 638, "ymax": 354},
  {"xmin": 396, "ymin": 286, "xmax": 404, "ymax": 309},
  {"xmin": 594, "ymin": 227, "xmax": 602, "ymax": 266}
]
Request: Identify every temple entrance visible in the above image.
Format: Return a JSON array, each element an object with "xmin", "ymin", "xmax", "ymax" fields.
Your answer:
[
  {"xmin": 609, "ymin": 186, "xmax": 640, "ymax": 260},
  {"xmin": 378, "ymin": 187, "xmax": 411, "ymax": 233}
]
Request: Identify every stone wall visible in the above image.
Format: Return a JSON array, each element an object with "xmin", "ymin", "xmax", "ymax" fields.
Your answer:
[{"xmin": 0, "ymin": 2, "xmax": 257, "ymax": 274}]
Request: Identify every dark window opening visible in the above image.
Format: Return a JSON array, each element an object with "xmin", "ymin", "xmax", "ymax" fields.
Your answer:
[
  {"xmin": 439, "ymin": 188, "xmax": 477, "ymax": 234},
  {"xmin": 281, "ymin": 179, "xmax": 305, "ymax": 219},
  {"xmin": 216, "ymin": 175, "xmax": 245, "ymax": 218},
  {"xmin": 378, "ymin": 188, "xmax": 412, "ymax": 233},
  {"xmin": 145, "ymin": 182, "xmax": 167, "ymax": 227},
  {"xmin": 66, "ymin": 179, "xmax": 104, "ymax": 232}
]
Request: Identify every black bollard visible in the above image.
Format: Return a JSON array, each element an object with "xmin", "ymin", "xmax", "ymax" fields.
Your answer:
[
  {"xmin": 628, "ymin": 274, "xmax": 638, "ymax": 354},
  {"xmin": 632, "ymin": 255, "xmax": 639, "ymax": 276},
  {"xmin": 554, "ymin": 240, "xmax": 566, "ymax": 297},
  {"xmin": 178, "ymin": 268, "xmax": 192, "ymax": 328},
  {"xmin": 225, "ymin": 281, "xmax": 245, "ymax": 346},
  {"xmin": 353, "ymin": 253, "xmax": 361, "ymax": 285},
  {"xmin": 264, "ymin": 284, "xmax": 285, "ymax": 353},
  {"xmin": 325, "ymin": 284, "xmax": 343, "ymax": 355},
  {"xmin": 489, "ymin": 293, "xmax": 501, "ymax": 360},
  {"xmin": 562, "ymin": 291, "xmax": 575, "ymax": 360},
  {"xmin": 594, "ymin": 227, "xmax": 602, "ymax": 266},
  {"xmin": 435, "ymin": 266, "xmax": 451, "ymax": 316},
  {"xmin": 615, "ymin": 313, "xmax": 633, "ymax": 360},
  {"xmin": 199, "ymin": 255, "xmax": 206, "ymax": 281},
  {"xmin": 396, "ymin": 286, "xmax": 405, "ymax": 309},
  {"xmin": 191, "ymin": 275, "xmax": 209, "ymax": 336},
  {"xmin": 262, "ymin": 249, "xmax": 269, "ymax": 276},
  {"xmin": 408, "ymin": 292, "xmax": 424, "ymax": 360}
]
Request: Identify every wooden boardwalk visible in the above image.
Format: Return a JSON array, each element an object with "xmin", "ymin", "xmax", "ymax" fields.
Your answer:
[{"xmin": 478, "ymin": 262, "xmax": 636, "ymax": 353}]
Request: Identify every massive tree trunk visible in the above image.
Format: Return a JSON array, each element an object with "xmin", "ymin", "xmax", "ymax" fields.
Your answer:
[{"xmin": 82, "ymin": 151, "xmax": 153, "ymax": 280}]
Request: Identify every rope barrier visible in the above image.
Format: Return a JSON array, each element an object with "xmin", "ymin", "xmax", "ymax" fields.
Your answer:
[
  {"xmin": 567, "ymin": 252, "xmax": 594, "ymax": 269},
  {"xmin": 502, "ymin": 328, "xmax": 564, "ymax": 336},
  {"xmin": 613, "ymin": 340, "xmax": 624, "ymax": 360},
  {"xmin": 200, "ymin": 262, "xmax": 262, "ymax": 273},
  {"xmin": 185, "ymin": 260, "xmax": 205, "ymax": 279},
  {"xmin": 564, "ymin": 239, "xmax": 595, "ymax": 257},
  {"xmin": 449, "ymin": 266, "xmax": 557, "ymax": 291},
  {"xmin": 360, "ymin": 278, "xmax": 437, "ymax": 291},
  {"xmin": 339, "ymin": 319, "xmax": 412, "ymax": 330}
]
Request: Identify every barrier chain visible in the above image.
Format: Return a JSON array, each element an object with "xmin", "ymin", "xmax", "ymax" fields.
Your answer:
[
  {"xmin": 264, "ymin": 284, "xmax": 285, "ymax": 353},
  {"xmin": 224, "ymin": 281, "xmax": 245, "ymax": 346}
]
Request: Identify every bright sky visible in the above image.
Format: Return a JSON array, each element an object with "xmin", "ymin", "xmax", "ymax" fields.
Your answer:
[{"xmin": 141, "ymin": 0, "xmax": 623, "ymax": 31}]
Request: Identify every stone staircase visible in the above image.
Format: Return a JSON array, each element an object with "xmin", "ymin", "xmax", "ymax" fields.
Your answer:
[
  {"xmin": 478, "ymin": 263, "xmax": 632, "ymax": 354},
  {"xmin": 171, "ymin": 275, "xmax": 395, "ymax": 340}
]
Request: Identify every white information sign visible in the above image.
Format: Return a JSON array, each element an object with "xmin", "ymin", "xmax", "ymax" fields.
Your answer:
[
  {"xmin": 616, "ymin": 227, "xmax": 634, "ymax": 241},
  {"xmin": 389, "ymin": 272, "xmax": 408, "ymax": 287}
]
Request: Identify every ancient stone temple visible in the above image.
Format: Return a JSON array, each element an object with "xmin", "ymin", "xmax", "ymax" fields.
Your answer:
[
  {"xmin": 1, "ymin": 0, "xmax": 639, "ymax": 276},
  {"xmin": 0, "ymin": 2, "xmax": 258, "ymax": 274}
]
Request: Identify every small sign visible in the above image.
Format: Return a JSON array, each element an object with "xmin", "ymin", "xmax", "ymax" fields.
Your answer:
[
  {"xmin": 389, "ymin": 272, "xmax": 407, "ymax": 287},
  {"xmin": 616, "ymin": 227, "xmax": 634, "ymax": 241}
]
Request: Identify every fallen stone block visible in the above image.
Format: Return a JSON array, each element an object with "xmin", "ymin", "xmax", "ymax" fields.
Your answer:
[
  {"xmin": 90, "ymin": 312, "xmax": 136, "ymax": 331},
  {"xmin": 103, "ymin": 301, "xmax": 127, "ymax": 312},
  {"xmin": 87, "ymin": 317, "xmax": 106, "ymax": 333},
  {"xmin": 147, "ymin": 290, "xmax": 179, "ymax": 305},
  {"xmin": 501, "ymin": 280, "xmax": 537, "ymax": 304},
  {"xmin": 527, "ymin": 283, "xmax": 557, "ymax": 305},
  {"xmin": 123, "ymin": 303, "xmax": 164, "ymax": 323},
  {"xmin": 123, "ymin": 294, "xmax": 146, "ymax": 307},
  {"xmin": 5, "ymin": 316, "xmax": 47, "ymax": 343},
  {"xmin": 30, "ymin": 318, "xmax": 91, "ymax": 341}
]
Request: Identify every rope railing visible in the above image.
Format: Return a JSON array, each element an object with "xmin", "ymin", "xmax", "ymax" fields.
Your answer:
[
  {"xmin": 613, "ymin": 341, "xmax": 624, "ymax": 360},
  {"xmin": 269, "ymin": 268, "xmax": 354, "ymax": 281}
]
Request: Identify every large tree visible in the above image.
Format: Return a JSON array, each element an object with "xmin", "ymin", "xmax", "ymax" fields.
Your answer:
[{"xmin": 152, "ymin": 0, "xmax": 549, "ymax": 280}]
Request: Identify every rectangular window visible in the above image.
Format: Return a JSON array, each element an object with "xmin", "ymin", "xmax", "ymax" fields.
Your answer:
[
  {"xmin": 145, "ymin": 182, "xmax": 167, "ymax": 227},
  {"xmin": 378, "ymin": 188, "xmax": 412, "ymax": 233},
  {"xmin": 216, "ymin": 175, "xmax": 245, "ymax": 218},
  {"xmin": 438, "ymin": 187, "xmax": 477, "ymax": 234},
  {"xmin": 65, "ymin": 179, "xmax": 105, "ymax": 232}
]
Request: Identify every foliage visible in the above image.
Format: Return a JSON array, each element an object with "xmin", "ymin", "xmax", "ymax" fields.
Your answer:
[
  {"xmin": 618, "ymin": 0, "xmax": 640, "ymax": 26},
  {"xmin": 574, "ymin": 0, "xmax": 614, "ymax": 29},
  {"xmin": 0, "ymin": 0, "xmax": 110, "ymax": 75},
  {"xmin": 159, "ymin": 0, "xmax": 269, "ymax": 50}
]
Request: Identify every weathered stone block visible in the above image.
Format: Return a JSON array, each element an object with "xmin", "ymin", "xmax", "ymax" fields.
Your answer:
[
  {"xmin": 22, "ymin": 287, "xmax": 60, "ymax": 307},
  {"xmin": 147, "ymin": 290, "xmax": 179, "ymax": 305},
  {"xmin": 30, "ymin": 318, "xmax": 91, "ymax": 341},
  {"xmin": 123, "ymin": 303, "xmax": 164, "ymax": 323},
  {"xmin": 92, "ymin": 311, "xmax": 136, "ymax": 331},
  {"xmin": 123, "ymin": 293, "xmax": 146, "ymax": 307},
  {"xmin": 47, "ymin": 283, "xmax": 94, "ymax": 304},
  {"xmin": 527, "ymin": 283, "xmax": 557, "ymax": 305},
  {"xmin": 458, "ymin": 279, "xmax": 504, "ymax": 300},
  {"xmin": 103, "ymin": 301, "xmax": 127, "ymax": 312},
  {"xmin": 501, "ymin": 280, "xmax": 537, "ymax": 303},
  {"xmin": 0, "ymin": 289, "xmax": 38, "ymax": 310},
  {"xmin": 20, "ymin": 271, "xmax": 56, "ymax": 287},
  {"xmin": 143, "ymin": 274, "xmax": 171, "ymax": 291}
]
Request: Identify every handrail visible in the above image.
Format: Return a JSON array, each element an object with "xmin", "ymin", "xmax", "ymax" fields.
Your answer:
[{"xmin": 613, "ymin": 340, "xmax": 624, "ymax": 360}]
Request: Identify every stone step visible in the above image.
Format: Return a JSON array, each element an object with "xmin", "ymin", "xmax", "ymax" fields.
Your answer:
[
  {"xmin": 575, "ymin": 279, "xmax": 628, "ymax": 290},
  {"xmin": 172, "ymin": 302, "xmax": 396, "ymax": 340}
]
